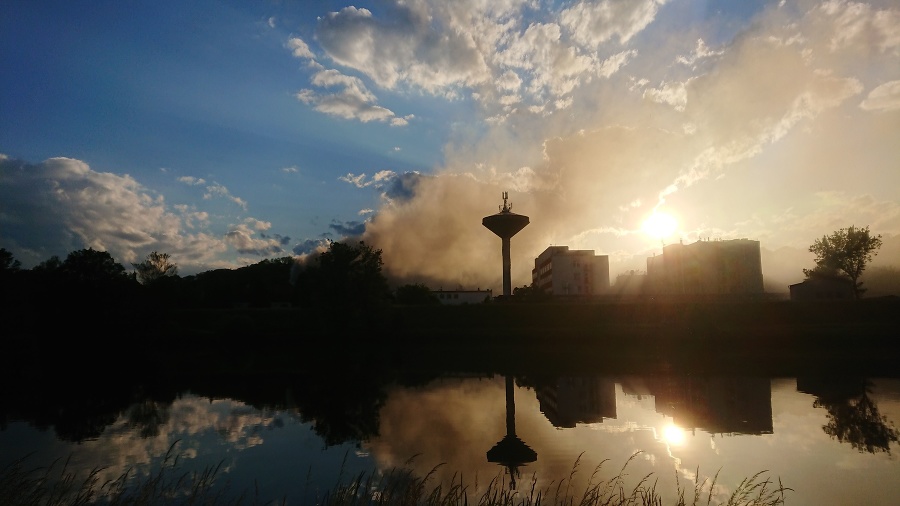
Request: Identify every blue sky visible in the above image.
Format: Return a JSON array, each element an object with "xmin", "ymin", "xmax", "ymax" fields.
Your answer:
[{"xmin": 2, "ymin": 0, "xmax": 898, "ymax": 290}]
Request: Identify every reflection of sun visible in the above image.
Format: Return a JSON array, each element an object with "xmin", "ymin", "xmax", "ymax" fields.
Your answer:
[
  {"xmin": 662, "ymin": 424, "xmax": 686, "ymax": 446},
  {"xmin": 642, "ymin": 211, "xmax": 678, "ymax": 240}
]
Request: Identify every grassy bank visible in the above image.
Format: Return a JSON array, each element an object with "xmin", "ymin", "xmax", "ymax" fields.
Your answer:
[{"xmin": 1, "ymin": 450, "xmax": 790, "ymax": 506}]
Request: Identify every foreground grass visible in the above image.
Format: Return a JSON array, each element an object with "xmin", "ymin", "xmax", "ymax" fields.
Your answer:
[{"xmin": 0, "ymin": 450, "xmax": 790, "ymax": 506}]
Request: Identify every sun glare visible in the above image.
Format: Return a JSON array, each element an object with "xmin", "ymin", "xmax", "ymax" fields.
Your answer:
[
  {"xmin": 642, "ymin": 211, "xmax": 678, "ymax": 239},
  {"xmin": 662, "ymin": 424, "xmax": 686, "ymax": 446}
]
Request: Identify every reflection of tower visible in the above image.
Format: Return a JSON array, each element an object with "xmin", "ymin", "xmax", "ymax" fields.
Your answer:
[
  {"xmin": 483, "ymin": 192, "xmax": 530, "ymax": 298},
  {"xmin": 487, "ymin": 376, "xmax": 537, "ymax": 489}
]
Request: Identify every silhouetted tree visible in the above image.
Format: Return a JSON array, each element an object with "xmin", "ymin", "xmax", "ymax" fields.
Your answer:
[
  {"xmin": 55, "ymin": 248, "xmax": 138, "ymax": 313},
  {"xmin": 804, "ymin": 226, "xmax": 882, "ymax": 299},
  {"xmin": 132, "ymin": 251, "xmax": 178, "ymax": 285},
  {"xmin": 0, "ymin": 248, "xmax": 21, "ymax": 273},
  {"xmin": 0, "ymin": 248, "xmax": 23, "ymax": 305},
  {"xmin": 34, "ymin": 255, "xmax": 62, "ymax": 272},
  {"xmin": 61, "ymin": 248, "xmax": 130, "ymax": 284},
  {"xmin": 393, "ymin": 283, "xmax": 440, "ymax": 305},
  {"xmin": 512, "ymin": 283, "xmax": 550, "ymax": 303},
  {"xmin": 239, "ymin": 257, "xmax": 294, "ymax": 307},
  {"xmin": 292, "ymin": 241, "xmax": 391, "ymax": 323}
]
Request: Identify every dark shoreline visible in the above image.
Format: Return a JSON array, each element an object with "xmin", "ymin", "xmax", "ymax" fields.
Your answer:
[{"xmin": 6, "ymin": 296, "xmax": 900, "ymax": 379}]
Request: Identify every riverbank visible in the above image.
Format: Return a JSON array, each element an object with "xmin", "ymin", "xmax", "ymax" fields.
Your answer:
[{"xmin": 6, "ymin": 296, "xmax": 899, "ymax": 378}]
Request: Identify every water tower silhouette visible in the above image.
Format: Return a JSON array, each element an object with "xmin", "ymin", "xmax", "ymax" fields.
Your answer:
[
  {"xmin": 486, "ymin": 375, "xmax": 537, "ymax": 490},
  {"xmin": 482, "ymin": 192, "xmax": 529, "ymax": 298}
]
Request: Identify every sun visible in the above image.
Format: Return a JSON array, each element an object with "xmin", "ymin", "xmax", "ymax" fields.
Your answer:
[
  {"xmin": 642, "ymin": 211, "xmax": 678, "ymax": 240},
  {"xmin": 662, "ymin": 424, "xmax": 686, "ymax": 446}
]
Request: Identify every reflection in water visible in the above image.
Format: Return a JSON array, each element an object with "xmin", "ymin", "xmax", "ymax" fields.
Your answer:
[
  {"xmin": 534, "ymin": 376, "xmax": 617, "ymax": 428},
  {"xmin": 486, "ymin": 376, "xmax": 537, "ymax": 490},
  {"xmin": 530, "ymin": 375, "xmax": 772, "ymax": 436},
  {"xmin": 621, "ymin": 376, "xmax": 773, "ymax": 435},
  {"xmin": 798, "ymin": 377, "xmax": 900, "ymax": 454},
  {"xmin": 125, "ymin": 400, "xmax": 171, "ymax": 439},
  {"xmin": 2, "ymin": 372, "xmax": 900, "ymax": 505}
]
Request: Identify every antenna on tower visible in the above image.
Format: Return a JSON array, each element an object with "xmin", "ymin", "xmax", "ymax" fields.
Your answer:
[{"xmin": 500, "ymin": 191, "xmax": 512, "ymax": 212}]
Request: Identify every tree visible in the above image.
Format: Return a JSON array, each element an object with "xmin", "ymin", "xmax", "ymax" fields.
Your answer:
[
  {"xmin": 0, "ymin": 248, "xmax": 21, "ymax": 273},
  {"xmin": 132, "ymin": 251, "xmax": 178, "ymax": 284},
  {"xmin": 58, "ymin": 248, "xmax": 136, "ymax": 308},
  {"xmin": 512, "ymin": 283, "xmax": 550, "ymax": 303},
  {"xmin": 0, "ymin": 248, "xmax": 23, "ymax": 305},
  {"xmin": 61, "ymin": 248, "xmax": 130, "ymax": 284},
  {"xmin": 292, "ymin": 241, "xmax": 391, "ymax": 319},
  {"xmin": 393, "ymin": 283, "xmax": 440, "ymax": 305},
  {"xmin": 804, "ymin": 226, "xmax": 882, "ymax": 299}
]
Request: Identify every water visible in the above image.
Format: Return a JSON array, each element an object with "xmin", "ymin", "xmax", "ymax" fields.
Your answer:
[{"xmin": 2, "ymin": 370, "xmax": 899, "ymax": 505}]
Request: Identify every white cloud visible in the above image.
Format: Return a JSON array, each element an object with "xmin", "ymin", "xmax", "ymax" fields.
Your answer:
[
  {"xmin": 643, "ymin": 80, "xmax": 689, "ymax": 111},
  {"xmin": 860, "ymin": 80, "xmax": 900, "ymax": 111},
  {"xmin": 676, "ymin": 39, "xmax": 724, "ymax": 67},
  {"xmin": 340, "ymin": 170, "xmax": 398, "ymax": 189},
  {"xmin": 0, "ymin": 156, "xmax": 237, "ymax": 272},
  {"xmin": 178, "ymin": 176, "xmax": 206, "ymax": 185},
  {"xmin": 287, "ymin": 37, "xmax": 315, "ymax": 59},
  {"xmin": 598, "ymin": 49, "xmax": 637, "ymax": 78},
  {"xmin": 296, "ymin": 69, "xmax": 404, "ymax": 124},
  {"xmin": 560, "ymin": 0, "xmax": 668, "ymax": 46},
  {"xmin": 203, "ymin": 183, "xmax": 248, "ymax": 210},
  {"xmin": 225, "ymin": 221, "xmax": 284, "ymax": 255},
  {"xmin": 498, "ymin": 22, "xmax": 596, "ymax": 99},
  {"xmin": 314, "ymin": 4, "xmax": 492, "ymax": 94}
]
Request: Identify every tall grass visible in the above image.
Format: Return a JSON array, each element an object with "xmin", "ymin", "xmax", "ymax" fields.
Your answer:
[{"xmin": 0, "ymin": 449, "xmax": 790, "ymax": 506}]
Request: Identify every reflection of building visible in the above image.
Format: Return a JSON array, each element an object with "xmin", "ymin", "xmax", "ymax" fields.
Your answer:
[
  {"xmin": 431, "ymin": 288, "xmax": 493, "ymax": 305},
  {"xmin": 626, "ymin": 376, "xmax": 773, "ymax": 435},
  {"xmin": 789, "ymin": 275, "xmax": 854, "ymax": 300},
  {"xmin": 535, "ymin": 377, "xmax": 617, "ymax": 428},
  {"xmin": 532, "ymin": 246, "xmax": 610, "ymax": 296},
  {"xmin": 645, "ymin": 239, "xmax": 764, "ymax": 295}
]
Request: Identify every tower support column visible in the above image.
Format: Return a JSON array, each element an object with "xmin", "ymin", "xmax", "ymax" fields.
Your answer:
[{"xmin": 502, "ymin": 237, "xmax": 511, "ymax": 297}]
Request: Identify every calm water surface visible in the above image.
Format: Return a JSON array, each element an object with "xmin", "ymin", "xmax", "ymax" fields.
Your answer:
[{"xmin": 2, "ymin": 373, "xmax": 899, "ymax": 505}]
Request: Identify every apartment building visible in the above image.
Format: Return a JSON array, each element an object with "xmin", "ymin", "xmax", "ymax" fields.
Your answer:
[
  {"xmin": 532, "ymin": 246, "xmax": 610, "ymax": 296},
  {"xmin": 645, "ymin": 238, "xmax": 764, "ymax": 295}
]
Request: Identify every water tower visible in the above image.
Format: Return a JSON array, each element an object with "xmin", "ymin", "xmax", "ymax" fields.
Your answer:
[{"xmin": 483, "ymin": 192, "xmax": 529, "ymax": 298}]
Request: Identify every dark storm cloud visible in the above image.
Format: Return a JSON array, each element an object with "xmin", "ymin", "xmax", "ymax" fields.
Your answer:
[{"xmin": 329, "ymin": 220, "xmax": 367, "ymax": 237}]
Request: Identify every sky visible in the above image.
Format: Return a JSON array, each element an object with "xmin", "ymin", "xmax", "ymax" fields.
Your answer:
[{"xmin": 2, "ymin": 0, "xmax": 898, "ymax": 292}]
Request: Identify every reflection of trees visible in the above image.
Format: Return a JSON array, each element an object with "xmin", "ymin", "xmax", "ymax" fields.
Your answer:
[
  {"xmin": 172, "ymin": 372, "xmax": 396, "ymax": 448},
  {"xmin": 126, "ymin": 400, "xmax": 171, "ymax": 438},
  {"xmin": 290, "ymin": 373, "xmax": 390, "ymax": 447},
  {"xmin": 800, "ymin": 377, "xmax": 900, "ymax": 454}
]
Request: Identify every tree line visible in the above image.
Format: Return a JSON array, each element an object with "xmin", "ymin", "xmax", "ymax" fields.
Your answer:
[
  {"xmin": 0, "ymin": 241, "xmax": 443, "ymax": 314},
  {"xmin": 0, "ymin": 224, "xmax": 889, "ymax": 315}
]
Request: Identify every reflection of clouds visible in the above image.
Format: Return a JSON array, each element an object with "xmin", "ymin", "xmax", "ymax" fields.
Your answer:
[
  {"xmin": 50, "ymin": 395, "xmax": 291, "ymax": 490},
  {"xmin": 363, "ymin": 377, "xmax": 508, "ymax": 490},
  {"xmin": 365, "ymin": 378, "xmax": 685, "ymax": 500}
]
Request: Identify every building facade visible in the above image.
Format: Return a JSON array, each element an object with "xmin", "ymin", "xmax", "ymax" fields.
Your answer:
[
  {"xmin": 532, "ymin": 246, "xmax": 610, "ymax": 296},
  {"xmin": 645, "ymin": 238, "xmax": 764, "ymax": 295},
  {"xmin": 789, "ymin": 275, "xmax": 854, "ymax": 300},
  {"xmin": 431, "ymin": 288, "xmax": 493, "ymax": 305}
]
